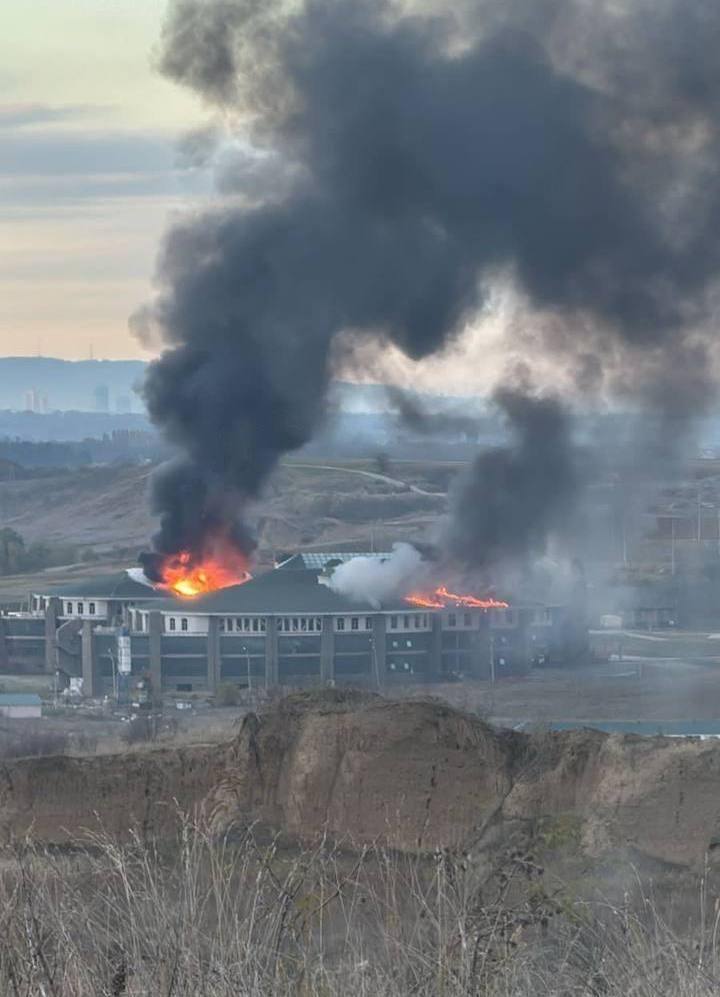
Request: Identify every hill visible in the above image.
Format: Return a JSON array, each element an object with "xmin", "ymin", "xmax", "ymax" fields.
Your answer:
[{"xmin": 1, "ymin": 690, "xmax": 720, "ymax": 869}]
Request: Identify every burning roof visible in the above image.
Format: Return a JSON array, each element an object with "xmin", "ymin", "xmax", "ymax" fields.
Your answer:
[{"xmin": 147, "ymin": 564, "xmax": 510, "ymax": 616}]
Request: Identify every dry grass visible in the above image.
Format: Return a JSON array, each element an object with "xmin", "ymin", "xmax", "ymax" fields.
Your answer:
[{"xmin": 0, "ymin": 819, "xmax": 718, "ymax": 995}]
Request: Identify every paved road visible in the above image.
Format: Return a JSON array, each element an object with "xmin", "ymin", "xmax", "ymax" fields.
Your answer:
[{"xmin": 286, "ymin": 462, "xmax": 445, "ymax": 497}]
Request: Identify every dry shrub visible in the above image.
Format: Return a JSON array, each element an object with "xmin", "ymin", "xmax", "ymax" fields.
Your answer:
[
  {"xmin": 215, "ymin": 682, "xmax": 242, "ymax": 707},
  {"xmin": 120, "ymin": 716, "xmax": 159, "ymax": 746},
  {"xmin": 0, "ymin": 823, "xmax": 718, "ymax": 996},
  {"xmin": 0, "ymin": 723, "xmax": 68, "ymax": 758}
]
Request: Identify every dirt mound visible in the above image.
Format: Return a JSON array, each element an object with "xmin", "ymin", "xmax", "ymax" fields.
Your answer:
[
  {"xmin": 0, "ymin": 743, "xmax": 221, "ymax": 844},
  {"xmin": 207, "ymin": 692, "xmax": 720, "ymax": 866},
  {"xmin": 3, "ymin": 692, "xmax": 720, "ymax": 866},
  {"xmin": 208, "ymin": 690, "xmax": 513, "ymax": 851}
]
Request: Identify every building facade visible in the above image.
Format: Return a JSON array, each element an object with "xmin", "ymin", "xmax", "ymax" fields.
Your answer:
[{"xmin": 0, "ymin": 556, "xmax": 587, "ymax": 697}]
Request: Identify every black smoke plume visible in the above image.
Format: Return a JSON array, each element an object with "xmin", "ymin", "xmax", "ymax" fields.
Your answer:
[
  {"xmin": 385, "ymin": 386, "xmax": 480, "ymax": 439},
  {"xmin": 136, "ymin": 0, "xmax": 720, "ymax": 572},
  {"xmin": 443, "ymin": 390, "xmax": 577, "ymax": 569}
]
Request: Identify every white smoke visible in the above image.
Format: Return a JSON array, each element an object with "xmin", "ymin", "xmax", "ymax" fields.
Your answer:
[
  {"xmin": 327, "ymin": 543, "xmax": 428, "ymax": 607},
  {"xmin": 126, "ymin": 567, "xmax": 156, "ymax": 588}
]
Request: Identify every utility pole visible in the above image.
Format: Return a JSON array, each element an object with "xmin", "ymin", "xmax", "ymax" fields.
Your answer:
[
  {"xmin": 241, "ymin": 644, "xmax": 252, "ymax": 695},
  {"xmin": 622, "ymin": 512, "xmax": 628, "ymax": 566},
  {"xmin": 489, "ymin": 634, "xmax": 495, "ymax": 684},
  {"xmin": 671, "ymin": 515, "xmax": 676, "ymax": 577},
  {"xmin": 369, "ymin": 635, "xmax": 380, "ymax": 690},
  {"xmin": 108, "ymin": 649, "xmax": 118, "ymax": 704}
]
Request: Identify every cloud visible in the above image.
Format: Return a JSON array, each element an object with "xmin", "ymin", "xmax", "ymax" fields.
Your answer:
[
  {"xmin": 0, "ymin": 103, "xmax": 112, "ymax": 129},
  {"xmin": 0, "ymin": 129, "xmax": 176, "ymax": 177},
  {"xmin": 0, "ymin": 127, "xmax": 213, "ymax": 206}
]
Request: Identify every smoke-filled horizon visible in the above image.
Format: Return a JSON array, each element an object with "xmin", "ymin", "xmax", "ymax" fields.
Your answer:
[{"xmin": 136, "ymin": 0, "xmax": 720, "ymax": 576}]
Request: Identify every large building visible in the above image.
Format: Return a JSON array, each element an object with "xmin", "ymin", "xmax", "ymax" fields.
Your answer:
[{"xmin": 0, "ymin": 553, "xmax": 587, "ymax": 696}]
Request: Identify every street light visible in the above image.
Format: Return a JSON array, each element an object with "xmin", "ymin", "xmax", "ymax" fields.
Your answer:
[{"xmin": 240, "ymin": 644, "xmax": 252, "ymax": 696}]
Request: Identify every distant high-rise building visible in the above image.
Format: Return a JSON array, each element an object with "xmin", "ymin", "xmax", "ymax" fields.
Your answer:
[
  {"xmin": 23, "ymin": 387, "xmax": 46, "ymax": 413},
  {"xmin": 115, "ymin": 394, "xmax": 132, "ymax": 414},
  {"xmin": 93, "ymin": 385, "xmax": 110, "ymax": 413}
]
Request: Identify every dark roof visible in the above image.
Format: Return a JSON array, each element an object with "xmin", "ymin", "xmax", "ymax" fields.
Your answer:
[
  {"xmin": 149, "ymin": 568, "xmax": 381, "ymax": 615},
  {"xmin": 39, "ymin": 572, "xmax": 166, "ymax": 601}
]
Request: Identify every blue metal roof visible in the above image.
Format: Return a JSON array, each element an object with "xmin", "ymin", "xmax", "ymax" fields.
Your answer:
[
  {"xmin": 277, "ymin": 552, "xmax": 391, "ymax": 570},
  {"xmin": 0, "ymin": 693, "xmax": 41, "ymax": 706}
]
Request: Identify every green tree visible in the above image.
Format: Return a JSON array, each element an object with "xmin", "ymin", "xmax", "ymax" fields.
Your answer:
[{"xmin": 0, "ymin": 528, "xmax": 25, "ymax": 574}]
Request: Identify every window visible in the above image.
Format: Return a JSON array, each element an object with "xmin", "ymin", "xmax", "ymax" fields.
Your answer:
[
  {"xmin": 252, "ymin": 618, "xmax": 259, "ymax": 632},
  {"xmin": 414, "ymin": 615, "xmax": 421, "ymax": 629},
  {"xmin": 351, "ymin": 617, "xmax": 359, "ymax": 631},
  {"xmin": 390, "ymin": 616, "xmax": 398, "ymax": 630},
  {"xmin": 181, "ymin": 618, "xmax": 188, "ymax": 632},
  {"xmin": 403, "ymin": 615, "xmax": 410, "ymax": 629},
  {"xmin": 66, "ymin": 602, "xmax": 73, "ymax": 615},
  {"xmin": 464, "ymin": 613, "xmax": 471, "ymax": 627},
  {"xmin": 89, "ymin": 602, "xmax": 96, "ymax": 615},
  {"xmin": 365, "ymin": 617, "xmax": 373, "ymax": 631},
  {"xmin": 448, "ymin": 613, "xmax": 456, "ymax": 628},
  {"xmin": 77, "ymin": 602, "xmax": 84, "ymax": 615},
  {"xmin": 260, "ymin": 618, "xmax": 267, "ymax": 633},
  {"xmin": 336, "ymin": 617, "xmax": 345, "ymax": 631},
  {"xmin": 169, "ymin": 618, "xmax": 176, "ymax": 631}
]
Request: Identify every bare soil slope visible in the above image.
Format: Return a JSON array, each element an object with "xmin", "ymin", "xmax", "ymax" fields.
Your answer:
[
  {"xmin": 0, "ymin": 742, "xmax": 221, "ymax": 844},
  {"xmin": 207, "ymin": 690, "xmax": 720, "ymax": 866},
  {"xmin": 3, "ymin": 692, "xmax": 720, "ymax": 867}
]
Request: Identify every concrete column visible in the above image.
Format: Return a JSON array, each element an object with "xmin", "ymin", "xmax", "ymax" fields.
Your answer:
[
  {"xmin": 81, "ymin": 620, "xmax": 97, "ymax": 698},
  {"xmin": 431, "ymin": 615, "xmax": 443, "ymax": 679},
  {"xmin": 265, "ymin": 617, "xmax": 279, "ymax": 687},
  {"xmin": 320, "ymin": 616, "xmax": 335, "ymax": 684},
  {"xmin": 207, "ymin": 617, "xmax": 221, "ymax": 693},
  {"xmin": 0, "ymin": 616, "xmax": 9, "ymax": 671},
  {"xmin": 148, "ymin": 611, "xmax": 163, "ymax": 700},
  {"xmin": 371, "ymin": 615, "xmax": 387, "ymax": 689},
  {"xmin": 44, "ymin": 597, "xmax": 60, "ymax": 673},
  {"xmin": 474, "ymin": 616, "xmax": 492, "ymax": 680}
]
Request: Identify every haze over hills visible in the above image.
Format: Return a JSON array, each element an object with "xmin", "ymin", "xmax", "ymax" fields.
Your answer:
[
  {"xmin": 0, "ymin": 357, "xmax": 486, "ymax": 415},
  {"xmin": 0, "ymin": 357, "xmax": 147, "ymax": 413},
  {"xmin": 4, "ymin": 358, "xmax": 720, "ymax": 460}
]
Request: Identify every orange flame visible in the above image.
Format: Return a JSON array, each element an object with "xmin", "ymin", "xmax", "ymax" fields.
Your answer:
[
  {"xmin": 405, "ymin": 585, "xmax": 508, "ymax": 610},
  {"xmin": 160, "ymin": 550, "xmax": 251, "ymax": 598}
]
